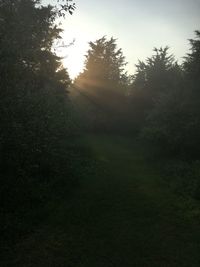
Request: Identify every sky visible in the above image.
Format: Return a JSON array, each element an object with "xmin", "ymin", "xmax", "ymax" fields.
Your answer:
[{"xmin": 43, "ymin": 0, "xmax": 200, "ymax": 79}]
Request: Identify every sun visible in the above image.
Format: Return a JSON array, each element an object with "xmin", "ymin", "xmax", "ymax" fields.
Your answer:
[
  {"xmin": 55, "ymin": 41, "xmax": 86, "ymax": 80},
  {"xmin": 56, "ymin": 28, "xmax": 90, "ymax": 80},
  {"xmin": 62, "ymin": 44, "xmax": 86, "ymax": 80},
  {"xmin": 56, "ymin": 13, "xmax": 105, "ymax": 80}
]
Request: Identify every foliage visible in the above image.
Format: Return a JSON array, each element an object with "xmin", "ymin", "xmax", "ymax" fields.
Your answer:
[
  {"xmin": 163, "ymin": 159, "xmax": 200, "ymax": 199},
  {"xmin": 1, "ymin": 0, "xmax": 200, "ymax": 248},
  {"xmin": 76, "ymin": 36, "xmax": 127, "ymax": 89},
  {"xmin": 0, "ymin": 0, "xmax": 79, "ymax": 243},
  {"xmin": 74, "ymin": 36, "xmax": 130, "ymax": 132},
  {"xmin": 140, "ymin": 31, "xmax": 200, "ymax": 158},
  {"xmin": 184, "ymin": 30, "xmax": 200, "ymax": 83},
  {"xmin": 54, "ymin": 0, "xmax": 76, "ymax": 17},
  {"xmin": 133, "ymin": 31, "xmax": 200, "ymax": 199},
  {"xmin": 129, "ymin": 47, "xmax": 183, "ymax": 129}
]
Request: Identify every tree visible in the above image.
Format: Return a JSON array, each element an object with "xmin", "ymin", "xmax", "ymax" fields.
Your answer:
[
  {"xmin": 0, "ymin": 0, "xmax": 77, "ymax": 239},
  {"xmin": 74, "ymin": 36, "xmax": 129, "ymax": 132},
  {"xmin": 129, "ymin": 47, "xmax": 183, "ymax": 129},
  {"xmin": 182, "ymin": 30, "xmax": 200, "ymax": 121},
  {"xmin": 141, "ymin": 31, "xmax": 200, "ymax": 158},
  {"xmin": 132, "ymin": 47, "xmax": 181, "ymax": 100},
  {"xmin": 76, "ymin": 36, "xmax": 128, "ymax": 90},
  {"xmin": 184, "ymin": 30, "xmax": 200, "ymax": 84},
  {"xmin": 181, "ymin": 30, "xmax": 200, "ymax": 156}
]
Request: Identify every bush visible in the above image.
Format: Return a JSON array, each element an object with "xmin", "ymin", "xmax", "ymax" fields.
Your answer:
[{"xmin": 163, "ymin": 160, "xmax": 200, "ymax": 199}]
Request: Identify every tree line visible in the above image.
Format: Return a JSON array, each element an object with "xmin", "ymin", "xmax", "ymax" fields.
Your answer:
[
  {"xmin": 0, "ymin": 0, "xmax": 199, "ymax": 247},
  {"xmin": 74, "ymin": 32, "xmax": 200, "ymax": 160},
  {"xmin": 73, "ymin": 32, "xmax": 200, "ymax": 199}
]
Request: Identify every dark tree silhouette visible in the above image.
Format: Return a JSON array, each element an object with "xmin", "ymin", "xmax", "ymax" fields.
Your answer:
[
  {"xmin": 129, "ymin": 47, "xmax": 182, "ymax": 129},
  {"xmin": 75, "ymin": 36, "xmax": 127, "ymax": 90},
  {"xmin": 74, "ymin": 36, "xmax": 129, "ymax": 132},
  {"xmin": 184, "ymin": 30, "xmax": 200, "ymax": 83},
  {"xmin": 139, "ymin": 31, "xmax": 200, "ymax": 158},
  {"xmin": 0, "ymin": 0, "xmax": 78, "ymax": 243}
]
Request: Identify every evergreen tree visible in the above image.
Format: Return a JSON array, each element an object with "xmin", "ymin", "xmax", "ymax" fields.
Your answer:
[
  {"xmin": 140, "ymin": 31, "xmax": 200, "ymax": 158},
  {"xmin": 74, "ymin": 37, "xmax": 129, "ymax": 132},
  {"xmin": 129, "ymin": 47, "xmax": 182, "ymax": 129},
  {"xmin": 0, "ymin": 0, "xmax": 77, "ymax": 239},
  {"xmin": 184, "ymin": 30, "xmax": 200, "ymax": 84},
  {"xmin": 76, "ymin": 36, "xmax": 127, "ymax": 90},
  {"xmin": 132, "ymin": 47, "xmax": 181, "ymax": 101}
]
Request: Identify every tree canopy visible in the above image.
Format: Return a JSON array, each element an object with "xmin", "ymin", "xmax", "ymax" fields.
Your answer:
[
  {"xmin": 0, "ymin": 0, "xmax": 77, "ymax": 236},
  {"xmin": 75, "ymin": 36, "xmax": 128, "ymax": 90},
  {"xmin": 138, "ymin": 31, "xmax": 200, "ymax": 158}
]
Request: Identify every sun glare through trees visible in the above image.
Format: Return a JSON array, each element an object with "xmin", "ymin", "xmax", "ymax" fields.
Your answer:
[{"xmin": 1, "ymin": 0, "xmax": 200, "ymax": 266}]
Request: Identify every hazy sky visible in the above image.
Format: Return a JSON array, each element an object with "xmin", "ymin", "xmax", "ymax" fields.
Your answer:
[{"xmin": 44, "ymin": 0, "xmax": 200, "ymax": 78}]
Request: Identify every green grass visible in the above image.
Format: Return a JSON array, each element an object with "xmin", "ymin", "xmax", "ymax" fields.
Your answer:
[{"xmin": 2, "ymin": 134, "xmax": 200, "ymax": 266}]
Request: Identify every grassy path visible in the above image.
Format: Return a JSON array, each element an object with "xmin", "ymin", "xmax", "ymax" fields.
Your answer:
[{"xmin": 4, "ymin": 135, "xmax": 200, "ymax": 266}]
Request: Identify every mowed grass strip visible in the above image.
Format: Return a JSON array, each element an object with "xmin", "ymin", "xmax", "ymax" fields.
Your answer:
[{"xmin": 3, "ymin": 135, "xmax": 200, "ymax": 267}]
